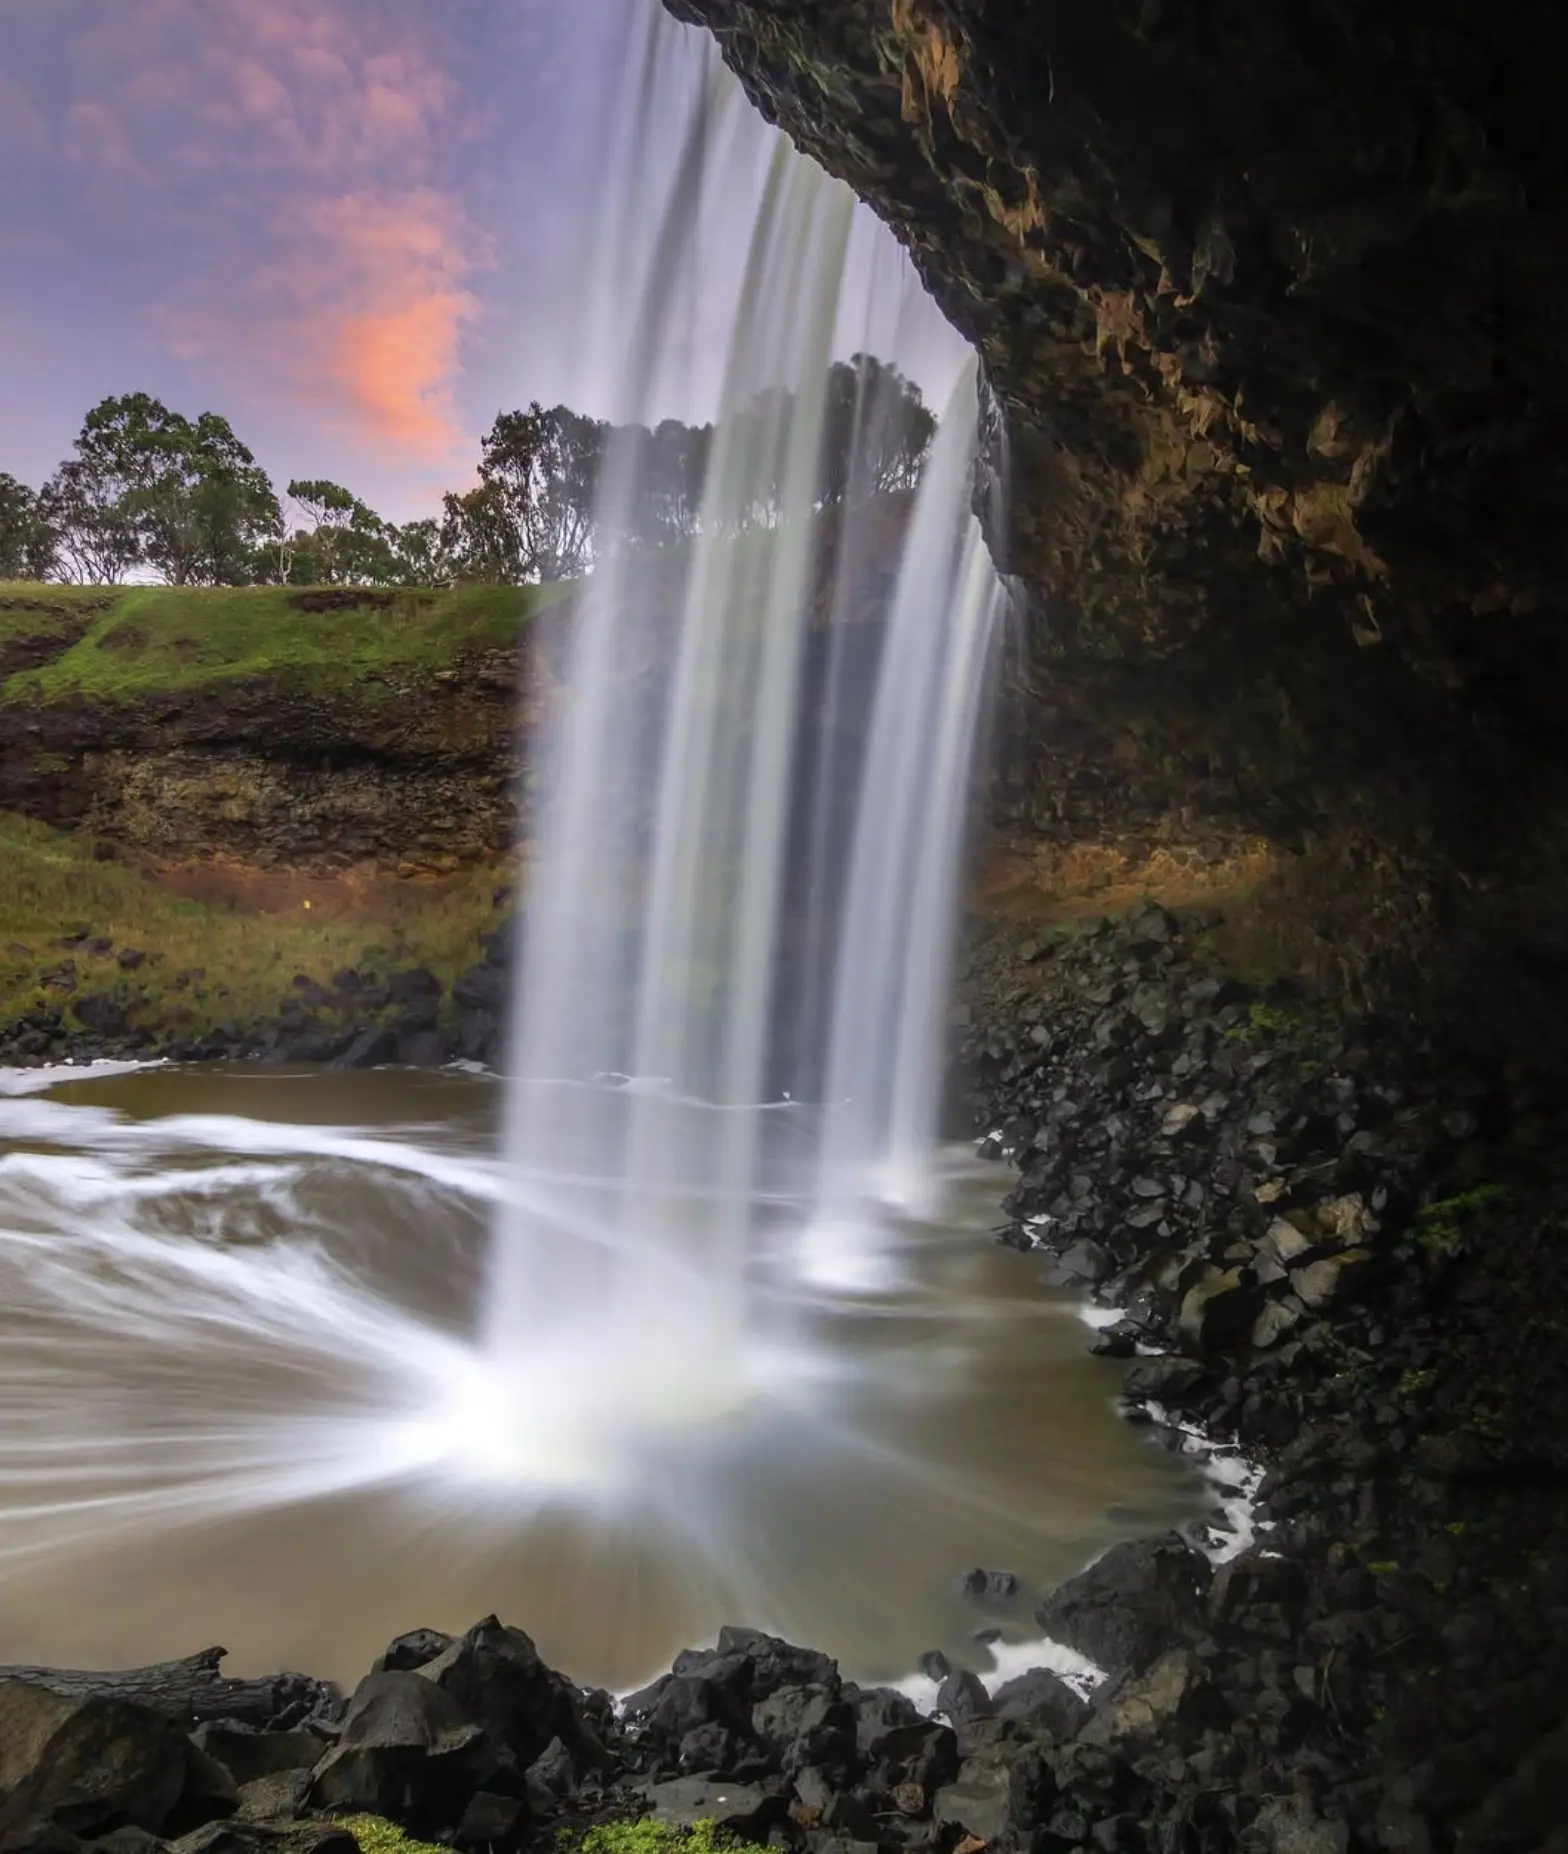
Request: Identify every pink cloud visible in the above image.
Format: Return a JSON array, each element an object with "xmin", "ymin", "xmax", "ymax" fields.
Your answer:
[{"xmin": 55, "ymin": 0, "xmax": 486, "ymax": 461}]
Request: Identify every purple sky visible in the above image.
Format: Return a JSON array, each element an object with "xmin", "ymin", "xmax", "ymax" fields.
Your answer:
[{"xmin": 0, "ymin": 0, "xmax": 966, "ymax": 524}]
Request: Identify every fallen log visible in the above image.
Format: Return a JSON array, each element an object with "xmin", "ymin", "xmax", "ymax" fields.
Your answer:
[{"xmin": 0, "ymin": 1646, "xmax": 343, "ymax": 1730}]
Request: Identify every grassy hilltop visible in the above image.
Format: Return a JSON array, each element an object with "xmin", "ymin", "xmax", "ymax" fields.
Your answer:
[
  {"xmin": 0, "ymin": 579, "xmax": 565, "ymax": 705},
  {"xmin": 0, "ymin": 581, "xmax": 553, "ymax": 1050}
]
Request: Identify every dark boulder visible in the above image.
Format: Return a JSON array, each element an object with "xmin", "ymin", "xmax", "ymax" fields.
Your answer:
[
  {"xmin": 373, "ymin": 1631, "xmax": 455, "ymax": 1676},
  {"xmin": 73, "ymin": 994, "xmax": 127, "ymax": 1038},
  {"xmin": 189, "ymin": 1726, "xmax": 321, "ymax": 1790},
  {"xmin": 0, "ymin": 1682, "xmax": 193, "ymax": 1843},
  {"xmin": 305, "ymin": 1670, "xmax": 499, "ymax": 1830},
  {"xmin": 332, "ymin": 1027, "xmax": 398, "ymax": 1070},
  {"xmin": 1122, "ymin": 1357, "xmax": 1208, "ymax": 1405},
  {"xmin": 1034, "ymin": 1534, "xmax": 1214, "ymax": 1676},
  {"xmin": 933, "ymin": 1742, "xmax": 1056, "ymax": 1851},
  {"xmin": 454, "ymin": 1790, "xmax": 529, "ymax": 1853},
  {"xmin": 934, "ymin": 1671, "xmax": 993, "ymax": 1727},
  {"xmin": 991, "ymin": 1667, "xmax": 1090, "ymax": 1738},
  {"xmin": 715, "ymin": 1626, "xmax": 837, "ymax": 1700},
  {"xmin": 452, "ymin": 965, "xmax": 506, "ymax": 1014},
  {"xmin": 750, "ymin": 1685, "xmax": 856, "ymax": 1780},
  {"xmin": 417, "ymin": 1617, "xmax": 591, "ymax": 1774}
]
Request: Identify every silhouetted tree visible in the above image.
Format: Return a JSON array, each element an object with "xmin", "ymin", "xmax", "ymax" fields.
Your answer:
[
  {"xmin": 473, "ymin": 403, "xmax": 607, "ymax": 581},
  {"xmin": 42, "ymin": 394, "xmax": 279, "ymax": 585},
  {"xmin": 0, "ymin": 474, "xmax": 58, "ymax": 580},
  {"xmin": 820, "ymin": 356, "xmax": 935, "ymax": 506}
]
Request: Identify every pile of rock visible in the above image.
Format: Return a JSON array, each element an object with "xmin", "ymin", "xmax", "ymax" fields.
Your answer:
[{"xmin": 0, "ymin": 1605, "xmax": 1264, "ymax": 1854}]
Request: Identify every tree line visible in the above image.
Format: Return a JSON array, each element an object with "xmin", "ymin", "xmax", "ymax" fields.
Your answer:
[{"xmin": 0, "ymin": 358, "xmax": 934, "ymax": 588}]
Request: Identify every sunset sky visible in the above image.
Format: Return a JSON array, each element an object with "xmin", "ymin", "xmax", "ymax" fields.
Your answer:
[{"xmin": 0, "ymin": 0, "xmax": 965, "ymax": 524}]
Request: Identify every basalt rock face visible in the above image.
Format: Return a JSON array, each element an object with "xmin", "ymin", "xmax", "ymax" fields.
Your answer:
[{"xmin": 664, "ymin": 0, "xmax": 1568, "ymax": 1061}]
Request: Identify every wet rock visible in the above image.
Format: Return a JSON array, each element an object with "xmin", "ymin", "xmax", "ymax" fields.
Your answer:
[
  {"xmin": 1291, "ymin": 1249, "xmax": 1374, "ymax": 1310},
  {"xmin": 960, "ymin": 1568, "xmax": 1020, "ymax": 1604},
  {"xmin": 1034, "ymin": 1534, "xmax": 1213, "ymax": 1676},
  {"xmin": 171, "ymin": 1825, "xmax": 355, "ymax": 1854},
  {"xmin": 372, "ymin": 1630, "xmax": 455, "ymax": 1676},
  {"xmin": 1251, "ymin": 1299, "xmax": 1304, "ymax": 1348},
  {"xmin": 990, "ymin": 1668, "xmax": 1089, "ymax": 1738},
  {"xmin": 306, "ymin": 1671, "xmax": 496, "ymax": 1830},
  {"xmin": 333, "ymin": 1026, "xmax": 398, "ymax": 1070},
  {"xmin": 1249, "ymin": 1798, "xmax": 1351, "ymax": 1854},
  {"xmin": 642, "ymin": 1777, "xmax": 780, "ymax": 1835},
  {"xmin": 1078, "ymin": 1649, "xmax": 1224, "ymax": 1749},
  {"xmin": 934, "ymin": 1671, "xmax": 993, "ymax": 1726},
  {"xmin": 1178, "ymin": 1267, "xmax": 1263, "ymax": 1354},
  {"xmin": 233, "ymin": 1769, "xmax": 311, "ymax": 1824},
  {"xmin": 452, "ymin": 965, "xmax": 506, "ymax": 1014},
  {"xmin": 0, "ymin": 1683, "xmax": 194, "ymax": 1842},
  {"xmin": 454, "ymin": 1790, "xmax": 528, "ymax": 1852},
  {"xmin": 189, "ymin": 1725, "xmax": 321, "ymax": 1788},
  {"xmin": 751, "ymin": 1686, "xmax": 855, "ymax": 1777},
  {"xmin": 74, "ymin": 994, "xmax": 127, "ymax": 1037},
  {"xmin": 1121, "ymin": 1357, "xmax": 1206, "ymax": 1404},
  {"xmin": 933, "ymin": 1744, "xmax": 1055, "ymax": 1849},
  {"xmin": 419, "ymin": 1617, "xmax": 591, "ymax": 1772},
  {"xmin": 715, "ymin": 1627, "xmax": 837, "ymax": 1700}
]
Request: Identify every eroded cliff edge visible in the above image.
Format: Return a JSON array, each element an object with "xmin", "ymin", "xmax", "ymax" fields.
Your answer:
[{"xmin": 665, "ymin": 0, "xmax": 1568, "ymax": 1062}]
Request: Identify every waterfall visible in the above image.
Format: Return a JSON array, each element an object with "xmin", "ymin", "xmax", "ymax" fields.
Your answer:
[{"xmin": 488, "ymin": 5, "xmax": 1002, "ymax": 1432}]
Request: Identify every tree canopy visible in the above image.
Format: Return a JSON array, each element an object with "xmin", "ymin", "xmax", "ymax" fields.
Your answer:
[{"xmin": 2, "ymin": 359, "xmax": 935, "ymax": 589}]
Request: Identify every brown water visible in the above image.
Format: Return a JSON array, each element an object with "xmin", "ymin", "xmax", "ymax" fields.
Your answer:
[{"xmin": 0, "ymin": 1063, "xmax": 1204, "ymax": 1693}]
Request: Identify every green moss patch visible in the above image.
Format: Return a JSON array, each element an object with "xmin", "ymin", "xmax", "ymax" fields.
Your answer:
[
  {"xmin": 1, "ymin": 581, "xmax": 570, "ymax": 706},
  {"xmin": 565, "ymin": 1820, "xmax": 742, "ymax": 1854},
  {"xmin": 339, "ymin": 1817, "xmax": 447, "ymax": 1854}
]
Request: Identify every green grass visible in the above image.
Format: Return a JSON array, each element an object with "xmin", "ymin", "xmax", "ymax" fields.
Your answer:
[
  {"xmin": 0, "ymin": 808, "xmax": 504, "ymax": 1038},
  {"xmin": 0, "ymin": 580, "xmax": 570, "ymax": 705}
]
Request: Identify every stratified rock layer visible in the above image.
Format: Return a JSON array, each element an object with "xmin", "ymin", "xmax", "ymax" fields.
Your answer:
[{"xmin": 665, "ymin": 0, "xmax": 1568, "ymax": 1059}]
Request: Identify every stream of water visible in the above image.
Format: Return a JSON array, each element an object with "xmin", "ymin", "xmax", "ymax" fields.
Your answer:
[{"xmin": 0, "ymin": 1065, "xmax": 1204, "ymax": 1690}]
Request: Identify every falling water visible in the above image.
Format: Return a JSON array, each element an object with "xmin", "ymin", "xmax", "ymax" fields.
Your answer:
[
  {"xmin": 0, "ymin": 1, "xmax": 1220, "ymax": 1695},
  {"xmin": 489, "ymin": 10, "xmax": 1005, "ymax": 1414}
]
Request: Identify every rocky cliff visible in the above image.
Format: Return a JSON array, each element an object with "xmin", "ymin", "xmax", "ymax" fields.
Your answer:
[{"xmin": 665, "ymin": 0, "xmax": 1568, "ymax": 1062}]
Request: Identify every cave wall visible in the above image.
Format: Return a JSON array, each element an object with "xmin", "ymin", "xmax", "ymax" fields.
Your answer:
[{"xmin": 665, "ymin": 0, "xmax": 1568, "ymax": 1060}]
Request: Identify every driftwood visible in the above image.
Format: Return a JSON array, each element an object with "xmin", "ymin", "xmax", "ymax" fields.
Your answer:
[{"xmin": 0, "ymin": 1645, "xmax": 344, "ymax": 1729}]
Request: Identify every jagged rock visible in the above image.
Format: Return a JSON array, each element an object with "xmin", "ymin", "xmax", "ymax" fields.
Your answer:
[
  {"xmin": 1251, "ymin": 1299, "xmax": 1305, "ymax": 1349},
  {"xmin": 306, "ymin": 1671, "xmax": 498, "ymax": 1830},
  {"xmin": 0, "ymin": 1682, "xmax": 194, "ymax": 1842},
  {"xmin": 170, "ymin": 1825, "xmax": 356, "ymax": 1854},
  {"xmin": 933, "ymin": 1671, "xmax": 993, "ymax": 1727},
  {"xmin": 190, "ymin": 1727, "xmax": 321, "ymax": 1789},
  {"xmin": 642, "ymin": 1777, "xmax": 780, "ymax": 1835},
  {"xmin": 373, "ymin": 1630, "xmax": 454, "ymax": 1676},
  {"xmin": 959, "ymin": 1568, "xmax": 1020, "ymax": 1604},
  {"xmin": 1291, "ymin": 1249, "xmax": 1374, "ymax": 1311},
  {"xmin": 714, "ymin": 1627, "xmax": 837, "ymax": 1701},
  {"xmin": 1249, "ymin": 1798, "xmax": 1352, "ymax": 1854},
  {"xmin": 1035, "ymin": 1534, "xmax": 1213, "ymax": 1676},
  {"xmin": 933, "ymin": 1744, "xmax": 1055, "ymax": 1850},
  {"xmin": 1078, "ymin": 1649, "xmax": 1224, "ymax": 1749},
  {"xmin": 233, "ymin": 1769, "xmax": 311, "ymax": 1824},
  {"xmin": 990, "ymin": 1668, "xmax": 1089, "ymax": 1738},
  {"xmin": 416, "ymin": 1616, "xmax": 587, "ymax": 1773},
  {"xmin": 1122, "ymin": 1356, "xmax": 1206, "ymax": 1404},
  {"xmin": 454, "ymin": 1790, "xmax": 528, "ymax": 1852},
  {"xmin": 751, "ymin": 1686, "xmax": 855, "ymax": 1778},
  {"xmin": 332, "ymin": 1026, "xmax": 398, "ymax": 1070},
  {"xmin": 1178, "ymin": 1267, "xmax": 1264, "ymax": 1354}
]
